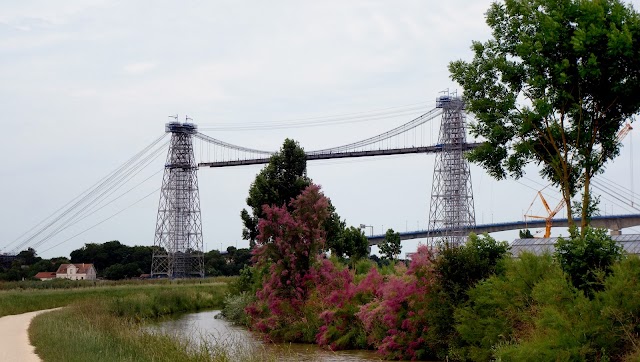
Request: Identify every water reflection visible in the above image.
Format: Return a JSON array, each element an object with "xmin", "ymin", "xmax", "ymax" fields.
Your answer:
[{"xmin": 148, "ymin": 310, "xmax": 384, "ymax": 361}]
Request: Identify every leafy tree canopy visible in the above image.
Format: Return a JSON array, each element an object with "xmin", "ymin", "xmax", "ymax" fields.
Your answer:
[
  {"xmin": 450, "ymin": 0, "xmax": 640, "ymax": 231},
  {"xmin": 70, "ymin": 240, "xmax": 153, "ymax": 278},
  {"xmin": 241, "ymin": 138, "xmax": 345, "ymax": 250},
  {"xmin": 335, "ymin": 226, "xmax": 370, "ymax": 261},
  {"xmin": 17, "ymin": 247, "xmax": 41, "ymax": 265},
  {"xmin": 0, "ymin": 249, "xmax": 68, "ymax": 281},
  {"xmin": 204, "ymin": 247, "xmax": 251, "ymax": 276},
  {"xmin": 519, "ymin": 229, "xmax": 534, "ymax": 239},
  {"xmin": 379, "ymin": 228, "xmax": 401, "ymax": 260},
  {"xmin": 241, "ymin": 138, "xmax": 310, "ymax": 246}
]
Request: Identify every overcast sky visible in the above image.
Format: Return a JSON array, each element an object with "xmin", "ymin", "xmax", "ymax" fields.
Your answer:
[{"xmin": 2, "ymin": 0, "xmax": 640, "ymax": 259}]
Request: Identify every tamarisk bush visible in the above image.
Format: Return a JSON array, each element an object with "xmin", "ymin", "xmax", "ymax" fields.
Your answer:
[{"xmin": 246, "ymin": 184, "xmax": 331, "ymax": 341}]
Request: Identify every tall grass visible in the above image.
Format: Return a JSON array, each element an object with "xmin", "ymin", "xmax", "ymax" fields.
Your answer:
[
  {"xmin": 109, "ymin": 287, "xmax": 226, "ymax": 320},
  {"xmin": 29, "ymin": 286, "xmax": 281, "ymax": 362},
  {"xmin": 0, "ymin": 281, "xmax": 230, "ymax": 317},
  {"xmin": 0, "ymin": 276, "xmax": 235, "ymax": 291}
]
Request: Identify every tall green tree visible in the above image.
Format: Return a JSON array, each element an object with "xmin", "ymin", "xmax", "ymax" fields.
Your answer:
[
  {"xmin": 241, "ymin": 138, "xmax": 344, "ymax": 249},
  {"xmin": 335, "ymin": 226, "xmax": 370, "ymax": 260},
  {"xmin": 17, "ymin": 248, "xmax": 41, "ymax": 265},
  {"xmin": 241, "ymin": 139, "xmax": 311, "ymax": 247},
  {"xmin": 449, "ymin": 0, "xmax": 640, "ymax": 233},
  {"xmin": 379, "ymin": 228, "xmax": 401, "ymax": 260}
]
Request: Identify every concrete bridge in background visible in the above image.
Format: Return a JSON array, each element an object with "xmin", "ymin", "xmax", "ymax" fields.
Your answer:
[{"xmin": 367, "ymin": 214, "xmax": 640, "ymax": 245}]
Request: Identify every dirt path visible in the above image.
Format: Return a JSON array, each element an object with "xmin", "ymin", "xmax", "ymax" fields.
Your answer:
[{"xmin": 0, "ymin": 308, "xmax": 60, "ymax": 362}]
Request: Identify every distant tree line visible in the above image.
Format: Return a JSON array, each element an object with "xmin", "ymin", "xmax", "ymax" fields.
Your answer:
[
  {"xmin": 69, "ymin": 241, "xmax": 153, "ymax": 280},
  {"xmin": 0, "ymin": 241, "xmax": 252, "ymax": 281},
  {"xmin": 0, "ymin": 248, "xmax": 69, "ymax": 281}
]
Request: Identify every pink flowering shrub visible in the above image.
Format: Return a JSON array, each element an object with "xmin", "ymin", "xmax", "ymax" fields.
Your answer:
[
  {"xmin": 314, "ymin": 261, "xmax": 383, "ymax": 350},
  {"xmin": 356, "ymin": 245, "xmax": 436, "ymax": 360},
  {"xmin": 246, "ymin": 184, "xmax": 331, "ymax": 342},
  {"xmin": 314, "ymin": 245, "xmax": 436, "ymax": 359},
  {"xmin": 244, "ymin": 183, "xmax": 440, "ymax": 358}
]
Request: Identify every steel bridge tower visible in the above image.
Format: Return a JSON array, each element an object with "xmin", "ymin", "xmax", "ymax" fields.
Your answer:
[
  {"xmin": 427, "ymin": 94, "xmax": 476, "ymax": 247},
  {"xmin": 151, "ymin": 120, "xmax": 205, "ymax": 278}
]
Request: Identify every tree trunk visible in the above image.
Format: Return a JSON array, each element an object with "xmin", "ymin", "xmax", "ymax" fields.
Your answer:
[
  {"xmin": 581, "ymin": 172, "xmax": 592, "ymax": 236},
  {"xmin": 563, "ymin": 186, "xmax": 574, "ymax": 229},
  {"xmin": 560, "ymin": 156, "xmax": 574, "ymax": 229}
]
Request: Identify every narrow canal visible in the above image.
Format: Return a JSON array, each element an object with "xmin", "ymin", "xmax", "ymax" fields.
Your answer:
[{"xmin": 148, "ymin": 310, "xmax": 385, "ymax": 361}]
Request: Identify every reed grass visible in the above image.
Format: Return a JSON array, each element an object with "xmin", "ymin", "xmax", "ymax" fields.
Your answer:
[
  {"xmin": 29, "ymin": 285, "xmax": 283, "ymax": 362},
  {"xmin": 0, "ymin": 276, "xmax": 235, "ymax": 291},
  {"xmin": 0, "ymin": 281, "xmax": 230, "ymax": 317}
]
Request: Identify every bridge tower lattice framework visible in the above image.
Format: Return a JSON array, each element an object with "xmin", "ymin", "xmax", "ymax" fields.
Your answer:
[
  {"xmin": 427, "ymin": 94, "xmax": 476, "ymax": 247},
  {"xmin": 151, "ymin": 119, "xmax": 205, "ymax": 278}
]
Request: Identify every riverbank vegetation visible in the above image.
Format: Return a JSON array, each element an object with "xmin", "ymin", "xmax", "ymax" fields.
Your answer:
[
  {"xmin": 0, "ymin": 278, "xmax": 232, "ymax": 317},
  {"xmin": 225, "ymin": 206, "xmax": 640, "ymax": 360},
  {"xmin": 219, "ymin": 139, "xmax": 640, "ymax": 360},
  {"xmin": 219, "ymin": 0, "xmax": 640, "ymax": 359},
  {"xmin": 29, "ymin": 283, "xmax": 280, "ymax": 361}
]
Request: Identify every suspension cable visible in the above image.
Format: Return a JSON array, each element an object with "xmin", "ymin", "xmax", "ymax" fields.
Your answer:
[
  {"xmin": 39, "ymin": 187, "xmax": 161, "ymax": 254},
  {"xmin": 26, "ymin": 141, "xmax": 169, "ymax": 251},
  {"xmin": 308, "ymin": 108, "xmax": 442, "ymax": 154},
  {"xmin": 199, "ymin": 101, "xmax": 434, "ymax": 131},
  {"xmin": 6, "ymin": 134, "xmax": 167, "ymax": 253}
]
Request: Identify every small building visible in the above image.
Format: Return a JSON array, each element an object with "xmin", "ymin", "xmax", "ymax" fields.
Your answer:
[
  {"xmin": 34, "ymin": 272, "xmax": 56, "ymax": 281},
  {"xmin": 56, "ymin": 263, "xmax": 97, "ymax": 281}
]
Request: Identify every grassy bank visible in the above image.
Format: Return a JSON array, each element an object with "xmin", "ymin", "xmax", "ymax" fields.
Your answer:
[
  {"xmin": 0, "ymin": 276, "xmax": 235, "ymax": 291},
  {"xmin": 28, "ymin": 282, "xmax": 282, "ymax": 361},
  {"xmin": 0, "ymin": 277, "xmax": 235, "ymax": 317}
]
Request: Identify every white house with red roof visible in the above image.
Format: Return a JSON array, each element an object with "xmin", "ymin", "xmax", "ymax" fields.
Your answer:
[{"xmin": 55, "ymin": 263, "xmax": 97, "ymax": 281}]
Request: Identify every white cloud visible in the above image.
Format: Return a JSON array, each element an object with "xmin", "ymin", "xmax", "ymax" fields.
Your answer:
[
  {"xmin": 0, "ymin": 0, "xmax": 110, "ymax": 25},
  {"xmin": 70, "ymin": 88, "xmax": 98, "ymax": 98},
  {"xmin": 123, "ymin": 62, "xmax": 157, "ymax": 75}
]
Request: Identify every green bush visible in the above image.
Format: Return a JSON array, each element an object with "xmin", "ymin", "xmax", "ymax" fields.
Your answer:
[
  {"xmin": 354, "ymin": 258, "xmax": 375, "ymax": 275},
  {"xmin": 455, "ymin": 254, "xmax": 640, "ymax": 361},
  {"xmin": 454, "ymin": 253, "xmax": 557, "ymax": 361},
  {"xmin": 220, "ymin": 292, "xmax": 254, "ymax": 326},
  {"xmin": 493, "ymin": 270, "xmax": 596, "ymax": 361},
  {"xmin": 555, "ymin": 227, "xmax": 623, "ymax": 298},
  {"xmin": 595, "ymin": 256, "xmax": 640, "ymax": 359},
  {"xmin": 426, "ymin": 233, "xmax": 509, "ymax": 358}
]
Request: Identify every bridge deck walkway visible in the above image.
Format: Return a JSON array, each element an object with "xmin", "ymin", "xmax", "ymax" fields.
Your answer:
[{"xmin": 367, "ymin": 214, "xmax": 640, "ymax": 245}]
